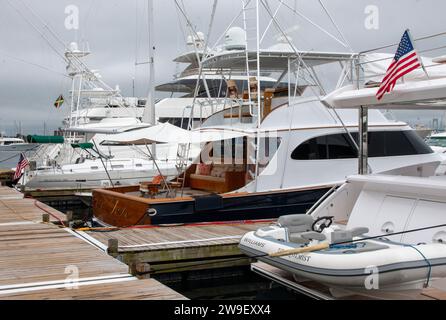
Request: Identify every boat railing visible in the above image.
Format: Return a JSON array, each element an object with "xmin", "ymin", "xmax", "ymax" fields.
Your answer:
[
  {"xmin": 354, "ymin": 30, "xmax": 446, "ymax": 88},
  {"xmin": 305, "ymin": 184, "xmax": 342, "ymax": 217}
]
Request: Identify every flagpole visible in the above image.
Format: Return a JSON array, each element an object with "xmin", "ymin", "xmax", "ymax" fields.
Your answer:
[{"xmin": 407, "ymin": 28, "xmax": 430, "ymax": 79}]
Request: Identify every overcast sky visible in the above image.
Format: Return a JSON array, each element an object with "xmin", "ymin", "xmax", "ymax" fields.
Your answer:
[{"xmin": 1, "ymin": 0, "xmax": 445, "ymax": 135}]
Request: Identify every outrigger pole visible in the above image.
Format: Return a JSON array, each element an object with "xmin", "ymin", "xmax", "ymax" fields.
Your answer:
[{"xmin": 144, "ymin": 0, "xmax": 157, "ymax": 159}]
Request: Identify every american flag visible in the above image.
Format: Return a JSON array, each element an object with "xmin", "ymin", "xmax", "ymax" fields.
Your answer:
[
  {"xmin": 13, "ymin": 153, "xmax": 29, "ymax": 181},
  {"xmin": 376, "ymin": 30, "xmax": 422, "ymax": 100}
]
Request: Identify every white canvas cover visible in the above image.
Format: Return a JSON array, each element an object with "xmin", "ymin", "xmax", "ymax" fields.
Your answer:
[
  {"xmin": 362, "ymin": 53, "xmax": 446, "ymax": 83},
  {"xmin": 94, "ymin": 122, "xmax": 251, "ymax": 145}
]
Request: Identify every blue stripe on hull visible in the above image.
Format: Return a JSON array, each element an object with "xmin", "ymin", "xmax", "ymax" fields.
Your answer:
[{"xmin": 150, "ymin": 188, "xmax": 331, "ymax": 224}]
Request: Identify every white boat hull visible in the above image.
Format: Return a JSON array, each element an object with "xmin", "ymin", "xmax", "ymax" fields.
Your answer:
[
  {"xmin": 22, "ymin": 159, "xmax": 179, "ymax": 191},
  {"xmin": 240, "ymin": 230, "xmax": 446, "ymax": 290},
  {"xmin": 0, "ymin": 144, "xmax": 37, "ymax": 152}
]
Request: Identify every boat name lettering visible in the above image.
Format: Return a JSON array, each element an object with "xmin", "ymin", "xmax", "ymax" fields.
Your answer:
[
  {"xmin": 243, "ymin": 238, "xmax": 266, "ymax": 248},
  {"xmin": 290, "ymin": 254, "xmax": 311, "ymax": 263},
  {"xmin": 110, "ymin": 200, "xmax": 128, "ymax": 218}
]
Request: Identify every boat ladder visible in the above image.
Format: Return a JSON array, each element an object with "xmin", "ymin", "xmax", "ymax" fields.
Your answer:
[{"xmin": 175, "ymin": 143, "xmax": 190, "ymax": 185}]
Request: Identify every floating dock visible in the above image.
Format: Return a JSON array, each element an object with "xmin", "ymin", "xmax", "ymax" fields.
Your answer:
[
  {"xmin": 251, "ymin": 261, "xmax": 446, "ymax": 300},
  {"xmin": 0, "ymin": 187, "xmax": 185, "ymax": 300},
  {"xmin": 81, "ymin": 221, "xmax": 272, "ymax": 276}
]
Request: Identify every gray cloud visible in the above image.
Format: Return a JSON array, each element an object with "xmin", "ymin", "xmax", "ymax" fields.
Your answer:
[{"xmin": 0, "ymin": 0, "xmax": 445, "ymax": 135}]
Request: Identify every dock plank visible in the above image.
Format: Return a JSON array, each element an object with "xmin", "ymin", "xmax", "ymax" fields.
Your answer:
[
  {"xmin": 86, "ymin": 222, "xmax": 271, "ymax": 252},
  {"xmin": 0, "ymin": 198, "xmax": 65, "ymax": 224},
  {"xmin": 0, "ymin": 223, "xmax": 129, "ymax": 287},
  {"xmin": 1, "ymin": 279, "xmax": 186, "ymax": 300},
  {"xmin": 0, "ymin": 186, "xmax": 23, "ymax": 200},
  {"xmin": 0, "ymin": 187, "xmax": 186, "ymax": 300}
]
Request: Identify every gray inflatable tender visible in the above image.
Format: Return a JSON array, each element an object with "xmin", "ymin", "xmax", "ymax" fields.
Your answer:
[{"xmin": 278, "ymin": 214, "xmax": 314, "ymax": 228}]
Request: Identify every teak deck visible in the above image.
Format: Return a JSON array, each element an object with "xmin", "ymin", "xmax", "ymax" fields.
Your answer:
[{"xmin": 0, "ymin": 187, "xmax": 185, "ymax": 300}]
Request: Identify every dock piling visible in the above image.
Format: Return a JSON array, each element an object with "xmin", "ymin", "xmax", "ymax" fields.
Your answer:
[{"xmin": 107, "ymin": 238, "xmax": 119, "ymax": 257}]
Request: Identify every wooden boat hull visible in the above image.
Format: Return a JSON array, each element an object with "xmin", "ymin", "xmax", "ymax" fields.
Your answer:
[{"xmin": 92, "ymin": 186, "xmax": 332, "ymax": 227}]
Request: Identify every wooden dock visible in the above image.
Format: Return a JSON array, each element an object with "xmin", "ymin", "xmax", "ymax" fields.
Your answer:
[
  {"xmin": 82, "ymin": 221, "xmax": 272, "ymax": 276},
  {"xmin": 0, "ymin": 187, "xmax": 186, "ymax": 300}
]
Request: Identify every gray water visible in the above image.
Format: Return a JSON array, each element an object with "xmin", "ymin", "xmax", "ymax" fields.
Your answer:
[{"xmin": 0, "ymin": 152, "xmax": 22, "ymax": 170}]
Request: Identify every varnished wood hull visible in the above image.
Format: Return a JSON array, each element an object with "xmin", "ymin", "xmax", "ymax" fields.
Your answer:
[{"xmin": 93, "ymin": 185, "xmax": 332, "ymax": 227}]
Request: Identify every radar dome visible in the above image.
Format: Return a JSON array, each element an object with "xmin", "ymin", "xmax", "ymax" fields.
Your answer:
[
  {"xmin": 224, "ymin": 27, "xmax": 246, "ymax": 50},
  {"xmin": 68, "ymin": 42, "xmax": 79, "ymax": 52},
  {"xmin": 187, "ymin": 32, "xmax": 206, "ymax": 49}
]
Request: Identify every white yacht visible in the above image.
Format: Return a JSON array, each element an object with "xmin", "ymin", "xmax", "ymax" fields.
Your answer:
[
  {"xmin": 240, "ymin": 33, "xmax": 446, "ymax": 297},
  {"xmin": 0, "ymin": 137, "xmax": 36, "ymax": 152},
  {"xmin": 21, "ymin": 28, "xmax": 292, "ymax": 193},
  {"xmin": 91, "ymin": 47, "xmax": 443, "ymax": 226}
]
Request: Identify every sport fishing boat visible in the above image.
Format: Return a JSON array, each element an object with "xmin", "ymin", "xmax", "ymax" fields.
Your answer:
[
  {"xmin": 91, "ymin": 45, "xmax": 442, "ymax": 226},
  {"xmin": 91, "ymin": 9, "xmax": 446, "ymax": 228},
  {"xmin": 90, "ymin": 0, "xmax": 446, "ymax": 226},
  {"xmin": 240, "ymin": 30, "xmax": 446, "ymax": 295},
  {"xmin": 21, "ymin": 26, "xmax": 291, "ymax": 194}
]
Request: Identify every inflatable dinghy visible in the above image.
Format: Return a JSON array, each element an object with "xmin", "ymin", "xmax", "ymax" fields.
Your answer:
[{"xmin": 239, "ymin": 215, "xmax": 446, "ymax": 289}]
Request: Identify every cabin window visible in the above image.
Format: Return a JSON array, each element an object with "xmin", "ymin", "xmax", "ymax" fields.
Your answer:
[
  {"xmin": 111, "ymin": 165, "xmax": 124, "ymax": 169},
  {"xmin": 291, "ymin": 131, "xmax": 433, "ymax": 160},
  {"xmin": 158, "ymin": 117, "xmax": 200, "ymax": 129},
  {"xmin": 90, "ymin": 166, "xmax": 99, "ymax": 170},
  {"xmin": 135, "ymin": 163, "xmax": 143, "ymax": 167}
]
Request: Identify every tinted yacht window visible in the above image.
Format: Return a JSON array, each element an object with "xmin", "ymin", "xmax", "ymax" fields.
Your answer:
[
  {"xmin": 291, "ymin": 131, "xmax": 432, "ymax": 160},
  {"xmin": 326, "ymin": 134, "xmax": 357, "ymax": 159}
]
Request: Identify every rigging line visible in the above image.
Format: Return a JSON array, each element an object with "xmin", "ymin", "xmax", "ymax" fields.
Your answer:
[
  {"xmin": 19, "ymin": 0, "xmax": 132, "ymax": 110},
  {"xmin": 335, "ymin": 223, "xmax": 446, "ymax": 247},
  {"xmin": 209, "ymin": 0, "xmax": 253, "ymax": 52},
  {"xmin": 260, "ymin": 0, "xmax": 283, "ymax": 44},
  {"xmin": 5, "ymin": 0, "xmax": 68, "ymax": 63},
  {"xmin": 277, "ymin": 0, "xmax": 348, "ymax": 49},
  {"xmin": 317, "ymin": 0, "xmax": 353, "ymax": 53},
  {"xmin": 10, "ymin": 1, "xmax": 128, "ymax": 113},
  {"xmin": 192, "ymin": 0, "xmax": 219, "ymax": 125},
  {"xmin": 261, "ymin": 0, "xmax": 360, "ymax": 155},
  {"xmin": 175, "ymin": 3, "xmax": 188, "ymax": 46},
  {"xmin": 134, "ymin": 0, "xmax": 139, "ymax": 89},
  {"xmin": 15, "ymin": 0, "xmax": 127, "ymax": 103},
  {"xmin": 360, "ymin": 30, "xmax": 446, "ymax": 54},
  {"xmin": 0, "ymin": 51, "xmax": 69, "ymax": 78},
  {"xmin": 174, "ymin": 0, "xmax": 213, "ymax": 128},
  {"xmin": 18, "ymin": 0, "xmax": 67, "ymax": 52},
  {"xmin": 260, "ymin": 0, "xmax": 327, "ymax": 97}
]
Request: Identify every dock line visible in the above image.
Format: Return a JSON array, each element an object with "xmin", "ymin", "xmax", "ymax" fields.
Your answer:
[{"xmin": 33, "ymin": 200, "xmax": 67, "ymax": 227}]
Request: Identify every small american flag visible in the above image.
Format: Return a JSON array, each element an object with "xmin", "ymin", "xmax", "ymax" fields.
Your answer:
[
  {"xmin": 13, "ymin": 153, "xmax": 29, "ymax": 182},
  {"xmin": 376, "ymin": 30, "xmax": 422, "ymax": 100}
]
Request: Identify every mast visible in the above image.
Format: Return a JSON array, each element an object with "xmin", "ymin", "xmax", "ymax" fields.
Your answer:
[{"xmin": 143, "ymin": 0, "xmax": 157, "ymax": 158}]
